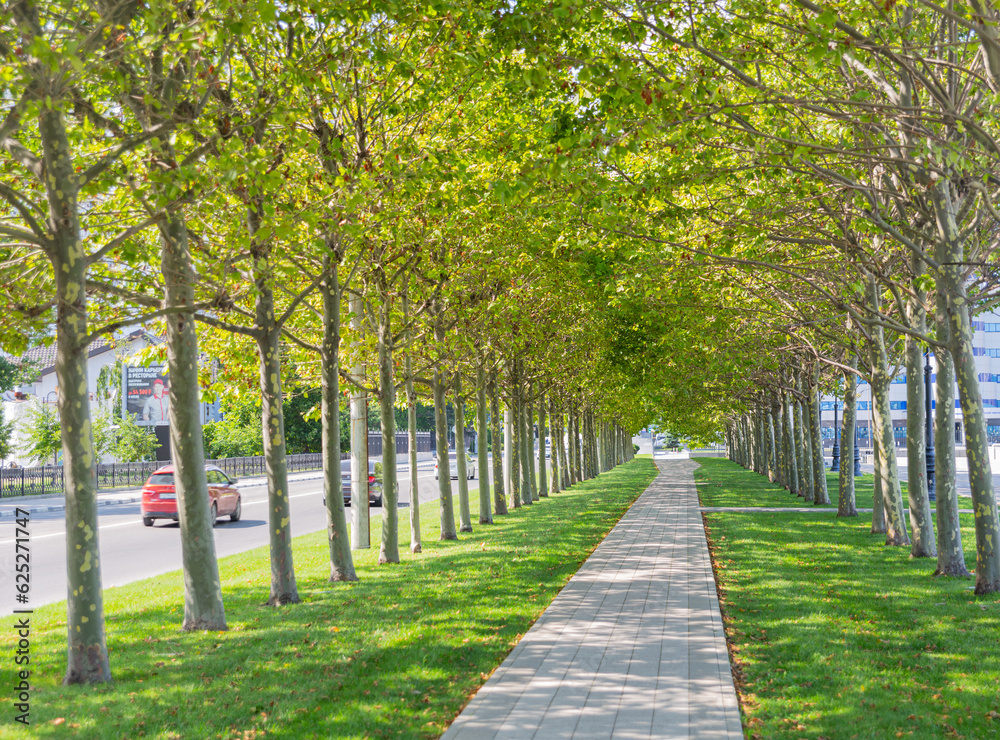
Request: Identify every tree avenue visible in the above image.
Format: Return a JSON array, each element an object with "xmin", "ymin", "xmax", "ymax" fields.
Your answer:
[{"xmin": 5, "ymin": 0, "xmax": 1000, "ymax": 692}]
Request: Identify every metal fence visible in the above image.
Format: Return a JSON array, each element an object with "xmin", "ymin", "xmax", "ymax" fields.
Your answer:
[
  {"xmin": 0, "ymin": 451, "xmax": 331, "ymax": 499},
  {"xmin": 0, "ymin": 434, "xmax": 441, "ymax": 499},
  {"xmin": 366, "ymin": 431, "xmax": 434, "ymax": 457}
]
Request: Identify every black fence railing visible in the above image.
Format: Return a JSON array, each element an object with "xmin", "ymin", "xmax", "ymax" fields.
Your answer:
[
  {"xmin": 366, "ymin": 431, "xmax": 434, "ymax": 457},
  {"xmin": 1, "ymin": 451, "xmax": 332, "ymax": 499},
  {"xmin": 0, "ymin": 439, "xmax": 450, "ymax": 499}
]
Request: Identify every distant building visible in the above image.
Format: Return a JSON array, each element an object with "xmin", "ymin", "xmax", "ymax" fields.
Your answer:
[
  {"xmin": 2, "ymin": 329, "xmax": 221, "ymax": 465},
  {"xmin": 821, "ymin": 308, "xmax": 1000, "ymax": 448}
]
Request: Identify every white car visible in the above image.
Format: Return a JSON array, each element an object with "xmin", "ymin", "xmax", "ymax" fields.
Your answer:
[{"xmin": 435, "ymin": 452, "xmax": 477, "ymax": 480}]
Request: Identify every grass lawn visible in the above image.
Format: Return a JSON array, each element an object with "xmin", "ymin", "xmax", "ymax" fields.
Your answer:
[
  {"xmin": 695, "ymin": 457, "xmax": 974, "ymax": 510},
  {"xmin": 694, "ymin": 458, "xmax": 1000, "ymax": 740},
  {"xmin": 0, "ymin": 457, "xmax": 656, "ymax": 740}
]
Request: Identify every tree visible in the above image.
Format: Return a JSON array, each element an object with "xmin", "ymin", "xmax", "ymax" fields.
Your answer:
[{"xmin": 19, "ymin": 400, "xmax": 60, "ymax": 467}]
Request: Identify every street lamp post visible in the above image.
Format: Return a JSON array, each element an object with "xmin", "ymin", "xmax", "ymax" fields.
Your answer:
[
  {"xmin": 831, "ymin": 399, "xmax": 840, "ymax": 471},
  {"xmin": 925, "ymin": 351, "xmax": 935, "ymax": 502}
]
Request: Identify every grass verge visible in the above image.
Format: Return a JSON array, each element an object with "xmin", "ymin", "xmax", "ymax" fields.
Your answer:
[
  {"xmin": 695, "ymin": 457, "xmax": 974, "ymax": 510},
  {"xmin": 0, "ymin": 457, "xmax": 657, "ymax": 740},
  {"xmin": 695, "ymin": 458, "xmax": 1000, "ymax": 740}
]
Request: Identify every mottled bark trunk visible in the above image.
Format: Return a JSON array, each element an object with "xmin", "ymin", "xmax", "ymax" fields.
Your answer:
[
  {"xmin": 796, "ymin": 377, "xmax": 813, "ymax": 502},
  {"xmin": 838, "ymin": 359, "xmax": 858, "ymax": 518},
  {"xmin": 951, "ymin": 334, "xmax": 999, "ymax": 590},
  {"xmin": 161, "ymin": 210, "xmax": 227, "ymax": 630},
  {"xmin": 43, "ymin": 107, "xmax": 112, "ymax": 683},
  {"xmin": 785, "ymin": 393, "xmax": 799, "ymax": 496},
  {"xmin": 871, "ymin": 430, "xmax": 887, "ymax": 534},
  {"xmin": 932, "ymin": 331, "xmax": 969, "ymax": 577},
  {"xmin": 771, "ymin": 401, "xmax": 783, "ymax": 486},
  {"xmin": 558, "ymin": 405, "xmax": 570, "ymax": 489},
  {"xmin": 525, "ymin": 383, "xmax": 537, "ymax": 501},
  {"xmin": 809, "ymin": 366, "xmax": 830, "ymax": 505},
  {"xmin": 321, "ymin": 258, "xmax": 356, "ymax": 579},
  {"xmin": 932, "ymin": 178, "xmax": 999, "ymax": 591},
  {"xmin": 434, "ymin": 370, "xmax": 456, "ymax": 539},
  {"xmin": 519, "ymin": 387, "xmax": 533, "ymax": 505},
  {"xmin": 537, "ymin": 391, "xmax": 548, "ymax": 496},
  {"xmin": 255, "ymin": 325, "xmax": 299, "ymax": 603},
  {"xmin": 904, "ymin": 306, "xmax": 935, "ymax": 558},
  {"xmin": 402, "ymin": 288, "xmax": 422, "ymax": 553},
  {"xmin": 506, "ymin": 401, "xmax": 519, "ymax": 509},
  {"xmin": 490, "ymin": 371, "xmax": 507, "ymax": 516},
  {"xmin": 349, "ymin": 293, "xmax": 370, "ymax": 550},
  {"xmin": 476, "ymin": 366, "xmax": 492, "ymax": 524},
  {"xmin": 250, "ymin": 213, "xmax": 299, "ymax": 603},
  {"xmin": 767, "ymin": 407, "xmax": 778, "ymax": 482},
  {"xmin": 377, "ymin": 292, "xmax": 399, "ymax": 563},
  {"xmin": 548, "ymin": 397, "xmax": 560, "ymax": 494},
  {"xmin": 868, "ymin": 281, "xmax": 910, "ymax": 546},
  {"xmin": 406, "ymin": 364, "xmax": 422, "ymax": 552},
  {"xmin": 454, "ymin": 373, "xmax": 472, "ymax": 533}
]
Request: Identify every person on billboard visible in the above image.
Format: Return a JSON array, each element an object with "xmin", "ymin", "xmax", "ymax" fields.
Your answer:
[{"xmin": 142, "ymin": 378, "xmax": 170, "ymax": 423}]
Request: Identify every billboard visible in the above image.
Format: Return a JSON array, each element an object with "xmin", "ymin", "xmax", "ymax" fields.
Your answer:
[{"xmin": 122, "ymin": 364, "xmax": 170, "ymax": 426}]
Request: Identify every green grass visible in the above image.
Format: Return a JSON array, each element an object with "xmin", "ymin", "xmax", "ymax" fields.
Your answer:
[
  {"xmin": 694, "ymin": 459, "xmax": 1000, "ymax": 740},
  {"xmin": 0, "ymin": 457, "xmax": 657, "ymax": 740},
  {"xmin": 695, "ymin": 457, "xmax": 974, "ymax": 510}
]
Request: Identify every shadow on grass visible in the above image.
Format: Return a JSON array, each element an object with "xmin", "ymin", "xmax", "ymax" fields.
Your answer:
[
  {"xmin": 0, "ymin": 458, "xmax": 659, "ymax": 739},
  {"xmin": 695, "ymin": 461, "xmax": 1000, "ymax": 740}
]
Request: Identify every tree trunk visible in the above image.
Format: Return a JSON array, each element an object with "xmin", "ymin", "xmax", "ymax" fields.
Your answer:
[
  {"xmin": 403, "ymin": 288, "xmax": 422, "ymax": 553},
  {"xmin": 772, "ymin": 401, "xmax": 784, "ymax": 486},
  {"xmin": 796, "ymin": 376, "xmax": 814, "ymax": 502},
  {"xmin": 434, "ymin": 370, "xmax": 457, "ymax": 539},
  {"xmin": 558, "ymin": 405, "xmax": 570, "ymax": 489},
  {"xmin": 838, "ymin": 359, "xmax": 858, "ymax": 518},
  {"xmin": 255, "ymin": 325, "xmax": 300, "ymax": 603},
  {"xmin": 537, "ymin": 391, "xmax": 548, "ymax": 496},
  {"xmin": 547, "ymin": 396, "xmax": 560, "ymax": 494},
  {"xmin": 519, "ymin": 386, "xmax": 533, "ymax": 505},
  {"xmin": 525, "ymin": 383, "xmax": 538, "ymax": 501},
  {"xmin": 43, "ymin": 106, "xmax": 112, "ymax": 683},
  {"xmin": 377, "ymin": 291, "xmax": 400, "ymax": 563},
  {"xmin": 932, "ymin": 178, "xmax": 1000, "ymax": 592},
  {"xmin": 506, "ymin": 400, "xmax": 520, "ymax": 509},
  {"xmin": 932, "ymin": 332, "xmax": 969, "ymax": 577},
  {"xmin": 785, "ymin": 392, "xmax": 799, "ymax": 496},
  {"xmin": 476, "ymin": 365, "xmax": 492, "ymax": 524},
  {"xmin": 767, "ymin": 406, "xmax": 778, "ymax": 482},
  {"xmin": 250, "ymin": 215, "xmax": 300, "ymax": 604},
  {"xmin": 868, "ymin": 281, "xmax": 910, "ymax": 546},
  {"xmin": 904, "ymin": 314, "xmax": 936, "ymax": 558},
  {"xmin": 349, "ymin": 293, "xmax": 370, "ymax": 550},
  {"xmin": 871, "ymin": 431, "xmax": 887, "ymax": 534},
  {"xmin": 809, "ymin": 366, "xmax": 830, "ymax": 505},
  {"xmin": 320, "ymin": 256, "xmax": 356, "ymax": 579},
  {"xmin": 490, "ymin": 370, "xmax": 507, "ymax": 516},
  {"xmin": 161, "ymin": 209, "xmax": 227, "ymax": 630},
  {"xmin": 454, "ymin": 373, "xmax": 473, "ymax": 533}
]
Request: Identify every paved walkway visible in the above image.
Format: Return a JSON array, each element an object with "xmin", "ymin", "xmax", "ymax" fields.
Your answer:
[{"xmin": 442, "ymin": 458, "xmax": 742, "ymax": 740}]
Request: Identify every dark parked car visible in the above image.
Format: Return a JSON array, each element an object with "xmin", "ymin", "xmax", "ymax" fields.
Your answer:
[
  {"xmin": 141, "ymin": 465, "xmax": 242, "ymax": 527},
  {"xmin": 323, "ymin": 459, "xmax": 383, "ymax": 508}
]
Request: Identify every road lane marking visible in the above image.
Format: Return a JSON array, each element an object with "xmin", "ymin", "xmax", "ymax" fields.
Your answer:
[{"xmin": 0, "ymin": 489, "xmax": 326, "ymax": 544}]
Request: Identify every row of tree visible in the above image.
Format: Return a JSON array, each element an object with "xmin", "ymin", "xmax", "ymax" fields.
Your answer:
[{"xmin": 0, "ymin": 0, "xmax": 648, "ymax": 686}]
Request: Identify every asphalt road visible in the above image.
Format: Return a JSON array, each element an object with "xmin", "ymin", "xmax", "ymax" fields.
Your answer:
[{"xmin": 0, "ymin": 458, "xmax": 496, "ymax": 616}]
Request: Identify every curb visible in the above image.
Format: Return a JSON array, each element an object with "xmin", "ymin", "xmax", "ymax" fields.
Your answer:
[{"xmin": 0, "ymin": 494, "xmax": 143, "ymax": 518}]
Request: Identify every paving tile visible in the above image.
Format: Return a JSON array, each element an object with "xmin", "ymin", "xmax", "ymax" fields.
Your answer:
[{"xmin": 442, "ymin": 458, "xmax": 743, "ymax": 740}]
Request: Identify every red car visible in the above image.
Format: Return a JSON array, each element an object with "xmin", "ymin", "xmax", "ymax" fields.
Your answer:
[{"xmin": 141, "ymin": 465, "xmax": 242, "ymax": 527}]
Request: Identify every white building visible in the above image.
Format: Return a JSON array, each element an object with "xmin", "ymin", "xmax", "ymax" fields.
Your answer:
[
  {"xmin": 821, "ymin": 308, "xmax": 1000, "ymax": 449},
  {"xmin": 2, "ymin": 329, "xmax": 222, "ymax": 466}
]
